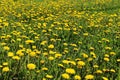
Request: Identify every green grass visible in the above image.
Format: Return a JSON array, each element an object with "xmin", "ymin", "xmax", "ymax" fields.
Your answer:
[{"xmin": 0, "ymin": 0, "xmax": 120, "ymax": 80}]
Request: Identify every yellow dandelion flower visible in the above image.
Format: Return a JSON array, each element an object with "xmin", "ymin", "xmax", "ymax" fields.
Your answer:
[
  {"xmin": 49, "ymin": 50, "xmax": 56, "ymax": 54},
  {"xmin": 62, "ymin": 73, "xmax": 70, "ymax": 79},
  {"xmin": 55, "ymin": 53, "xmax": 62, "ymax": 58},
  {"xmin": 102, "ymin": 77, "xmax": 108, "ymax": 80},
  {"xmin": 85, "ymin": 74, "xmax": 94, "ymax": 80},
  {"xmin": 117, "ymin": 59, "xmax": 120, "ymax": 62},
  {"xmin": 0, "ymin": 19, "xmax": 2, "ymax": 23},
  {"xmin": 3, "ymin": 22, "xmax": 9, "ymax": 26},
  {"xmin": 29, "ymin": 51, "xmax": 36, "ymax": 57},
  {"xmin": 62, "ymin": 60, "xmax": 70, "ymax": 64},
  {"xmin": 40, "ymin": 41, "xmax": 47, "ymax": 45},
  {"xmin": 77, "ymin": 61, "xmax": 85, "ymax": 66},
  {"xmin": 69, "ymin": 61, "xmax": 76, "ymax": 65},
  {"xmin": 110, "ymin": 69, "xmax": 115, "ymax": 73},
  {"xmin": 2, "ymin": 67, "xmax": 10, "ymax": 72},
  {"xmin": 82, "ymin": 53, "xmax": 88, "ymax": 58},
  {"xmin": 25, "ymin": 40, "xmax": 34, "ymax": 44},
  {"xmin": 0, "ymin": 65, "xmax": 3, "ymax": 68},
  {"xmin": 36, "ymin": 70, "xmax": 40, "ymax": 73},
  {"xmin": 41, "ymin": 67, "xmax": 48, "ymax": 71},
  {"xmin": 95, "ymin": 70, "xmax": 102, "ymax": 74},
  {"xmin": 42, "ymin": 78, "xmax": 46, "ymax": 80},
  {"xmin": 46, "ymin": 74, "xmax": 53, "ymax": 79},
  {"xmin": 89, "ymin": 47, "xmax": 94, "ymax": 51},
  {"xmin": 12, "ymin": 56, "xmax": 20, "ymax": 60},
  {"xmin": 63, "ymin": 43, "xmax": 68, "ymax": 46},
  {"xmin": 74, "ymin": 75, "xmax": 81, "ymax": 80},
  {"xmin": 16, "ymin": 50, "xmax": 24, "ymax": 56},
  {"xmin": 83, "ymin": 33, "xmax": 89, "ymax": 36},
  {"xmin": 110, "ymin": 52, "xmax": 116, "ymax": 55},
  {"xmin": 105, "ymin": 47, "xmax": 112, "ymax": 50},
  {"xmin": 2, "ymin": 62, "xmax": 8, "ymax": 66},
  {"xmin": 48, "ymin": 44, "xmax": 54, "ymax": 49},
  {"xmin": 48, "ymin": 56, "xmax": 55, "ymax": 60},
  {"xmin": 27, "ymin": 63, "xmax": 36, "ymax": 70},
  {"xmin": 66, "ymin": 68, "xmax": 76, "ymax": 74},
  {"xmin": 104, "ymin": 54, "xmax": 109, "ymax": 57},
  {"xmin": 58, "ymin": 64, "xmax": 64, "ymax": 68},
  {"xmin": 40, "ymin": 60, "xmax": 45, "ymax": 64},
  {"xmin": 32, "ymin": 46, "xmax": 36, "ymax": 49},
  {"xmin": 93, "ymin": 65, "xmax": 99, "ymax": 68},
  {"xmin": 3, "ymin": 46, "xmax": 10, "ymax": 51},
  {"xmin": 8, "ymin": 52, "xmax": 14, "ymax": 57},
  {"xmin": 104, "ymin": 57, "xmax": 109, "ymax": 62}
]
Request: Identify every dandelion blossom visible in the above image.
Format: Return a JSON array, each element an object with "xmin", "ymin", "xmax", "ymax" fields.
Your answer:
[
  {"xmin": 62, "ymin": 73, "xmax": 70, "ymax": 79},
  {"xmin": 27, "ymin": 63, "xmax": 36, "ymax": 70},
  {"xmin": 2, "ymin": 67, "xmax": 10, "ymax": 72},
  {"xmin": 66, "ymin": 68, "xmax": 76, "ymax": 74},
  {"xmin": 85, "ymin": 74, "xmax": 94, "ymax": 80}
]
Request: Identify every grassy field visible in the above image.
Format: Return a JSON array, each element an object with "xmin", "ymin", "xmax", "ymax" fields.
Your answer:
[{"xmin": 0, "ymin": 0, "xmax": 120, "ymax": 80}]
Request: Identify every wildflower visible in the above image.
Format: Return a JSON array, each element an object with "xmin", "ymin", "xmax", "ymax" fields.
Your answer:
[
  {"xmin": 62, "ymin": 60, "xmax": 70, "ymax": 64},
  {"xmin": 41, "ymin": 67, "xmax": 48, "ymax": 71},
  {"xmin": 2, "ymin": 62, "xmax": 8, "ymax": 66},
  {"xmin": 48, "ymin": 44, "xmax": 54, "ymax": 49},
  {"xmin": 25, "ymin": 40, "xmax": 34, "ymax": 44},
  {"xmin": 40, "ymin": 41, "xmax": 47, "ymax": 45},
  {"xmin": 49, "ymin": 50, "xmax": 56, "ymax": 54},
  {"xmin": 3, "ymin": 22, "xmax": 9, "ymax": 26},
  {"xmin": 74, "ymin": 75, "xmax": 81, "ymax": 80},
  {"xmin": 85, "ymin": 74, "xmax": 94, "ymax": 80},
  {"xmin": 27, "ymin": 63, "xmax": 36, "ymax": 70},
  {"xmin": 29, "ymin": 51, "xmax": 36, "ymax": 57},
  {"xmin": 81, "ymin": 53, "xmax": 88, "ymax": 58},
  {"xmin": 66, "ymin": 68, "xmax": 76, "ymax": 74},
  {"xmin": 93, "ymin": 65, "xmax": 99, "ymax": 68},
  {"xmin": 0, "ymin": 19, "xmax": 2, "ymax": 22},
  {"xmin": 110, "ymin": 52, "xmax": 116, "ymax": 55},
  {"xmin": 104, "ymin": 54, "xmax": 109, "ymax": 57},
  {"xmin": 104, "ymin": 57, "xmax": 109, "ymax": 62},
  {"xmin": 16, "ymin": 50, "xmax": 24, "ymax": 56},
  {"xmin": 105, "ymin": 47, "xmax": 112, "ymax": 50},
  {"xmin": 83, "ymin": 33, "xmax": 89, "ymax": 36},
  {"xmin": 95, "ymin": 70, "xmax": 102, "ymax": 74},
  {"xmin": 8, "ymin": 52, "xmax": 14, "ymax": 57},
  {"xmin": 103, "ymin": 68, "xmax": 109, "ymax": 72},
  {"xmin": 3, "ymin": 46, "xmax": 10, "ymax": 51},
  {"xmin": 40, "ymin": 60, "xmax": 45, "ymax": 64},
  {"xmin": 62, "ymin": 73, "xmax": 70, "ymax": 79},
  {"xmin": 55, "ymin": 53, "xmax": 62, "ymax": 58},
  {"xmin": 69, "ymin": 61, "xmax": 76, "ymax": 65},
  {"xmin": 102, "ymin": 77, "xmax": 108, "ymax": 80},
  {"xmin": 58, "ymin": 64, "xmax": 64, "ymax": 68},
  {"xmin": 42, "ymin": 78, "xmax": 46, "ymax": 80},
  {"xmin": 2, "ymin": 67, "xmax": 10, "ymax": 72},
  {"xmin": 32, "ymin": 46, "xmax": 36, "ymax": 49},
  {"xmin": 89, "ymin": 47, "xmax": 94, "ymax": 51},
  {"xmin": 0, "ymin": 26, "xmax": 2, "ymax": 29},
  {"xmin": 110, "ymin": 69, "xmax": 115, "ymax": 73},
  {"xmin": 12, "ymin": 56, "xmax": 20, "ymax": 60},
  {"xmin": 87, "ymin": 58, "xmax": 93, "ymax": 61},
  {"xmin": 0, "ymin": 65, "xmax": 3, "ymax": 68},
  {"xmin": 36, "ymin": 70, "xmax": 40, "ymax": 73},
  {"xmin": 63, "ymin": 43, "xmax": 68, "ymax": 46},
  {"xmin": 77, "ymin": 61, "xmax": 85, "ymax": 66},
  {"xmin": 117, "ymin": 59, "xmax": 120, "ymax": 62},
  {"xmin": 46, "ymin": 74, "xmax": 53, "ymax": 79},
  {"xmin": 48, "ymin": 56, "xmax": 54, "ymax": 60}
]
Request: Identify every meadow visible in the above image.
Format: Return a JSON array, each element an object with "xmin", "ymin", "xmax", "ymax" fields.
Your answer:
[{"xmin": 0, "ymin": 0, "xmax": 120, "ymax": 80}]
